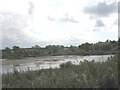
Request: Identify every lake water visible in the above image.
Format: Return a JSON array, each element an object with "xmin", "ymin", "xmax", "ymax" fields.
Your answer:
[{"xmin": 1, "ymin": 55, "xmax": 114, "ymax": 74}]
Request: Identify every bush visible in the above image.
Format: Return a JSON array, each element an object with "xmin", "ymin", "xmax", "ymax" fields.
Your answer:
[{"xmin": 60, "ymin": 62, "xmax": 72, "ymax": 68}]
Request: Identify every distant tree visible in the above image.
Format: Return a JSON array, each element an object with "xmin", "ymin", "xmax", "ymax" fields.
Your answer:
[
  {"xmin": 79, "ymin": 43, "xmax": 91, "ymax": 51},
  {"xmin": 32, "ymin": 45, "xmax": 41, "ymax": 49},
  {"xmin": 13, "ymin": 46, "xmax": 20, "ymax": 51},
  {"xmin": 12, "ymin": 46, "xmax": 22, "ymax": 59},
  {"xmin": 5, "ymin": 47, "xmax": 11, "ymax": 52},
  {"xmin": 2, "ymin": 40, "xmax": 118, "ymax": 59}
]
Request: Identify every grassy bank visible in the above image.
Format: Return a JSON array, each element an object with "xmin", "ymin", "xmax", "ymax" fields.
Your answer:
[{"xmin": 2, "ymin": 55, "xmax": 118, "ymax": 88}]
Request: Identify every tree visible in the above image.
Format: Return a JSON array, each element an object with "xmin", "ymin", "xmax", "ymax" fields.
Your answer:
[
  {"xmin": 13, "ymin": 46, "xmax": 20, "ymax": 51},
  {"xmin": 5, "ymin": 47, "xmax": 11, "ymax": 52},
  {"xmin": 32, "ymin": 45, "xmax": 41, "ymax": 49},
  {"xmin": 12, "ymin": 46, "xmax": 22, "ymax": 59}
]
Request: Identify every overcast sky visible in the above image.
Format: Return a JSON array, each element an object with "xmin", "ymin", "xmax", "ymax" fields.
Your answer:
[{"xmin": 0, "ymin": 0, "xmax": 119, "ymax": 49}]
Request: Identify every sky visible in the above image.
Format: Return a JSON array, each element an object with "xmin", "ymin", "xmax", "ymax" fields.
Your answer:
[{"xmin": 0, "ymin": 0, "xmax": 119, "ymax": 49}]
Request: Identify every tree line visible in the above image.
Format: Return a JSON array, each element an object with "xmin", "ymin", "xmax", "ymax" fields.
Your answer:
[{"xmin": 2, "ymin": 40, "xmax": 118, "ymax": 59}]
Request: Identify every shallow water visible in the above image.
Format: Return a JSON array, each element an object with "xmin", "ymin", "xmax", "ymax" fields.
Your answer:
[{"xmin": 1, "ymin": 55, "xmax": 114, "ymax": 74}]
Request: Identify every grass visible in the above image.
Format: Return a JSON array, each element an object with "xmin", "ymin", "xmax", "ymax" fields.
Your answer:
[{"xmin": 2, "ymin": 54, "xmax": 118, "ymax": 88}]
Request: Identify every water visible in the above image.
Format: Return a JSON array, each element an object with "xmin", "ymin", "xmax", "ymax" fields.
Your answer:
[
  {"xmin": 0, "ymin": 59, "xmax": 6, "ymax": 61},
  {"xmin": 1, "ymin": 55, "xmax": 114, "ymax": 74}
]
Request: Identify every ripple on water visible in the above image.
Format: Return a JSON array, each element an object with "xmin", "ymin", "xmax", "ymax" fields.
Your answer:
[{"xmin": 1, "ymin": 55, "xmax": 114, "ymax": 74}]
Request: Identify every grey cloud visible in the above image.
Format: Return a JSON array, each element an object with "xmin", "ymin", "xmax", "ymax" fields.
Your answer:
[
  {"xmin": 89, "ymin": 16, "xmax": 98, "ymax": 20},
  {"xmin": 47, "ymin": 14, "xmax": 79, "ymax": 23},
  {"xmin": 50, "ymin": 38, "xmax": 84, "ymax": 46},
  {"xmin": 61, "ymin": 16, "xmax": 79, "ymax": 23},
  {"xmin": 28, "ymin": 2, "xmax": 34, "ymax": 15},
  {"xmin": 63, "ymin": 38, "xmax": 83, "ymax": 46},
  {"xmin": 93, "ymin": 29, "xmax": 101, "ymax": 32},
  {"xmin": 60, "ymin": 14, "xmax": 79, "ymax": 23},
  {"xmin": 0, "ymin": 11, "xmax": 84, "ymax": 49},
  {"xmin": 83, "ymin": 2, "xmax": 118, "ymax": 17},
  {"xmin": 1, "ymin": 12, "xmax": 39, "ymax": 49},
  {"xmin": 47, "ymin": 16, "xmax": 56, "ymax": 21},
  {"xmin": 95, "ymin": 19, "xmax": 104, "ymax": 27}
]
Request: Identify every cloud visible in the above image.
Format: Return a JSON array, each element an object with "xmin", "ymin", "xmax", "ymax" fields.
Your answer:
[
  {"xmin": 47, "ymin": 16, "xmax": 56, "ymax": 21},
  {"xmin": 28, "ymin": 2, "xmax": 34, "ymax": 15},
  {"xmin": 60, "ymin": 13, "xmax": 79, "ymax": 23},
  {"xmin": 83, "ymin": 2, "xmax": 118, "ymax": 17},
  {"xmin": 1, "ymin": 12, "xmax": 37, "ymax": 48},
  {"xmin": 62, "ymin": 38, "xmax": 84, "ymax": 46},
  {"xmin": 1, "ymin": 0, "xmax": 118, "ymax": 48},
  {"xmin": 0, "ymin": 11, "xmax": 82, "ymax": 49},
  {"xmin": 47, "ymin": 13, "xmax": 79, "ymax": 23},
  {"xmin": 95, "ymin": 19, "xmax": 104, "ymax": 27},
  {"xmin": 48, "ymin": 37, "xmax": 85, "ymax": 46},
  {"xmin": 93, "ymin": 29, "xmax": 101, "ymax": 32}
]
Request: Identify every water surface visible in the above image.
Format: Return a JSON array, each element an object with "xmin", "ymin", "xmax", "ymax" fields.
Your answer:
[{"xmin": 1, "ymin": 55, "xmax": 114, "ymax": 74}]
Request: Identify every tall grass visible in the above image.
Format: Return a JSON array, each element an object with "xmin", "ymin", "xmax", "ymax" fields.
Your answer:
[{"xmin": 2, "ymin": 55, "xmax": 118, "ymax": 88}]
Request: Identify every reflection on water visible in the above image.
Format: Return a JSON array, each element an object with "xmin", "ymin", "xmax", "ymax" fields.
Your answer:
[{"xmin": 1, "ymin": 55, "xmax": 114, "ymax": 74}]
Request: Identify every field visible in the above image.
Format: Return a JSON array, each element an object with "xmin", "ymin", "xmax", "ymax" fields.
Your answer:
[{"xmin": 2, "ymin": 54, "xmax": 118, "ymax": 88}]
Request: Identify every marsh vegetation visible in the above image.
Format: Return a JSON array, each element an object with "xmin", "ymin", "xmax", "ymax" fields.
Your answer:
[{"xmin": 2, "ymin": 54, "xmax": 118, "ymax": 88}]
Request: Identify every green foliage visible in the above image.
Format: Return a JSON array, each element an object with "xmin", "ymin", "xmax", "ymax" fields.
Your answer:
[
  {"xmin": 2, "ymin": 40, "xmax": 118, "ymax": 59},
  {"xmin": 60, "ymin": 61, "xmax": 73, "ymax": 68},
  {"xmin": 2, "ymin": 55, "xmax": 118, "ymax": 88}
]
